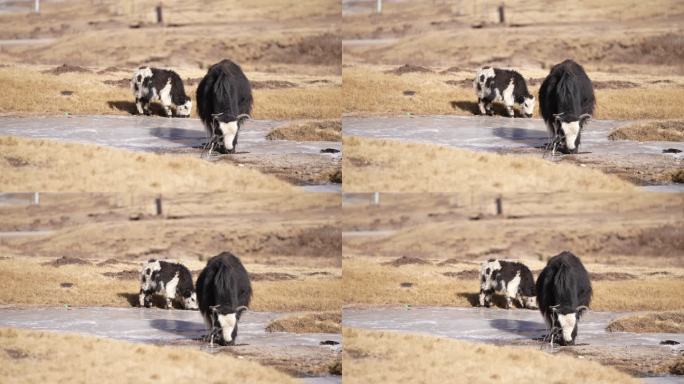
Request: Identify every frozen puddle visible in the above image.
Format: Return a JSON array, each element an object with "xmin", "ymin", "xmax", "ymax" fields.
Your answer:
[
  {"xmin": 0, "ymin": 115, "xmax": 339, "ymax": 156},
  {"xmin": 0, "ymin": 307, "xmax": 341, "ymax": 383},
  {"xmin": 344, "ymin": 306, "xmax": 683, "ymax": 347},
  {"xmin": 343, "ymin": 115, "xmax": 684, "ymax": 157},
  {"xmin": 345, "ymin": 307, "xmax": 683, "ymax": 382}
]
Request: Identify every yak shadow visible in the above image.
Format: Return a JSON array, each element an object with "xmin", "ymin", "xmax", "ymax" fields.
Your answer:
[
  {"xmin": 492, "ymin": 127, "xmax": 548, "ymax": 148},
  {"xmin": 457, "ymin": 292, "xmax": 511, "ymax": 309},
  {"xmin": 149, "ymin": 318, "xmax": 205, "ymax": 340},
  {"xmin": 450, "ymin": 100, "xmax": 518, "ymax": 117},
  {"xmin": 107, "ymin": 100, "xmax": 167, "ymax": 117},
  {"xmin": 117, "ymin": 292, "xmax": 184, "ymax": 309},
  {"xmin": 149, "ymin": 127, "xmax": 205, "ymax": 147},
  {"xmin": 489, "ymin": 318, "xmax": 546, "ymax": 339}
]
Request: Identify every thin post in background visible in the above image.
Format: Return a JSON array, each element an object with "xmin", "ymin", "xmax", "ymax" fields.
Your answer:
[
  {"xmin": 155, "ymin": 195, "xmax": 163, "ymax": 216},
  {"xmin": 498, "ymin": 3, "xmax": 505, "ymax": 24},
  {"xmin": 34, "ymin": 0, "xmax": 40, "ymax": 13},
  {"xmin": 376, "ymin": 0, "xmax": 382, "ymax": 14},
  {"xmin": 33, "ymin": 192, "xmax": 40, "ymax": 205},
  {"xmin": 372, "ymin": 192, "xmax": 380, "ymax": 205},
  {"xmin": 495, "ymin": 196, "xmax": 503, "ymax": 216},
  {"xmin": 155, "ymin": 3, "xmax": 163, "ymax": 24}
]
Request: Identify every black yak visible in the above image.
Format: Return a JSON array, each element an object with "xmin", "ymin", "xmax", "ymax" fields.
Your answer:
[
  {"xmin": 196, "ymin": 251, "xmax": 252, "ymax": 346},
  {"xmin": 536, "ymin": 251, "xmax": 592, "ymax": 345},
  {"xmin": 539, "ymin": 59, "xmax": 596, "ymax": 154},
  {"xmin": 196, "ymin": 59, "xmax": 253, "ymax": 154},
  {"xmin": 479, "ymin": 259, "xmax": 537, "ymax": 309},
  {"xmin": 131, "ymin": 67, "xmax": 192, "ymax": 117},
  {"xmin": 474, "ymin": 67, "xmax": 535, "ymax": 118},
  {"xmin": 139, "ymin": 259, "xmax": 197, "ymax": 310}
]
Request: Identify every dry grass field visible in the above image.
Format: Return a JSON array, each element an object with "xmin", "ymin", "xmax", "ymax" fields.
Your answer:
[
  {"xmin": 0, "ymin": 193, "xmax": 341, "ymax": 311},
  {"xmin": 609, "ymin": 119, "xmax": 684, "ymax": 142},
  {"xmin": 343, "ymin": 327, "xmax": 639, "ymax": 384},
  {"xmin": 343, "ymin": 136, "xmax": 635, "ymax": 193},
  {"xmin": 266, "ymin": 311, "xmax": 342, "ymax": 333},
  {"xmin": 607, "ymin": 311, "xmax": 684, "ymax": 333},
  {"xmin": 266, "ymin": 119, "xmax": 342, "ymax": 141},
  {"xmin": 342, "ymin": 192, "xmax": 684, "ymax": 311},
  {"xmin": 0, "ymin": 327, "xmax": 297, "ymax": 384},
  {"xmin": 0, "ymin": 65, "xmax": 341, "ymax": 120},
  {"xmin": 0, "ymin": 136, "xmax": 294, "ymax": 193},
  {"xmin": 342, "ymin": 65, "xmax": 684, "ymax": 120}
]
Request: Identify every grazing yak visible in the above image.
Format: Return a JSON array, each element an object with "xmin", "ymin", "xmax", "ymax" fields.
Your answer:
[
  {"xmin": 196, "ymin": 251, "xmax": 252, "ymax": 346},
  {"xmin": 539, "ymin": 59, "xmax": 596, "ymax": 154},
  {"xmin": 196, "ymin": 59, "xmax": 253, "ymax": 154},
  {"xmin": 479, "ymin": 259, "xmax": 537, "ymax": 309},
  {"xmin": 536, "ymin": 251, "xmax": 592, "ymax": 346},
  {"xmin": 139, "ymin": 259, "xmax": 198, "ymax": 310},
  {"xmin": 474, "ymin": 66, "xmax": 535, "ymax": 118},
  {"xmin": 130, "ymin": 67, "xmax": 192, "ymax": 117}
]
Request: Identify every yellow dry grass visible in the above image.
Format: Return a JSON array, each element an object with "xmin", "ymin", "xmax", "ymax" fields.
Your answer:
[
  {"xmin": 0, "ymin": 66, "xmax": 340, "ymax": 120},
  {"xmin": 253, "ymin": 279, "xmax": 341, "ymax": 312},
  {"xmin": 266, "ymin": 119, "xmax": 342, "ymax": 141},
  {"xmin": 606, "ymin": 311, "xmax": 684, "ymax": 333},
  {"xmin": 342, "ymin": 66, "xmax": 684, "ymax": 120},
  {"xmin": 0, "ymin": 327, "xmax": 297, "ymax": 384},
  {"xmin": 0, "ymin": 135, "xmax": 293, "ymax": 193},
  {"xmin": 343, "ymin": 327, "xmax": 639, "ymax": 384},
  {"xmin": 0, "ymin": 258, "xmax": 340, "ymax": 312},
  {"xmin": 265, "ymin": 311, "xmax": 341, "ymax": 333},
  {"xmin": 342, "ymin": 136, "xmax": 634, "ymax": 193},
  {"xmin": 609, "ymin": 119, "xmax": 684, "ymax": 142},
  {"xmin": 342, "ymin": 259, "xmax": 684, "ymax": 312}
]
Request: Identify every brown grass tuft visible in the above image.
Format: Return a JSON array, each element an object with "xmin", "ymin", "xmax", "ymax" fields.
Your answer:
[
  {"xmin": 342, "ymin": 136, "xmax": 634, "ymax": 193},
  {"xmin": 266, "ymin": 119, "xmax": 341, "ymax": 141},
  {"xmin": 609, "ymin": 120, "xmax": 684, "ymax": 142},
  {"xmin": 606, "ymin": 311, "xmax": 684, "ymax": 333},
  {"xmin": 343, "ymin": 327, "xmax": 639, "ymax": 384},
  {"xmin": 0, "ymin": 135, "xmax": 293, "ymax": 193},
  {"xmin": 265, "ymin": 311, "xmax": 341, "ymax": 333},
  {"xmin": 0, "ymin": 327, "xmax": 297, "ymax": 383}
]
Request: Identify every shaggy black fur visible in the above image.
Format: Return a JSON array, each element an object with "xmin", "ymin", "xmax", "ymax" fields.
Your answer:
[
  {"xmin": 539, "ymin": 60, "xmax": 596, "ymax": 153},
  {"xmin": 196, "ymin": 59, "xmax": 253, "ymax": 154},
  {"xmin": 536, "ymin": 251, "xmax": 592, "ymax": 345},
  {"xmin": 196, "ymin": 251, "xmax": 252, "ymax": 345}
]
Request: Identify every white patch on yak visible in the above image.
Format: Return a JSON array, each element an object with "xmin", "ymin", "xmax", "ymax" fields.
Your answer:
[
  {"xmin": 176, "ymin": 100, "xmax": 192, "ymax": 117},
  {"xmin": 560, "ymin": 121, "xmax": 581, "ymax": 151},
  {"xmin": 480, "ymin": 259, "xmax": 502, "ymax": 291},
  {"xmin": 506, "ymin": 271, "xmax": 521, "ymax": 300},
  {"xmin": 522, "ymin": 96, "xmax": 535, "ymax": 116},
  {"xmin": 140, "ymin": 260, "xmax": 162, "ymax": 291},
  {"xmin": 217, "ymin": 313, "xmax": 237, "ymax": 343},
  {"xmin": 218, "ymin": 121, "xmax": 239, "ymax": 151},
  {"xmin": 501, "ymin": 79, "xmax": 515, "ymax": 116},
  {"xmin": 557, "ymin": 313, "xmax": 577, "ymax": 343},
  {"xmin": 165, "ymin": 272, "xmax": 180, "ymax": 300},
  {"xmin": 159, "ymin": 79, "xmax": 173, "ymax": 116},
  {"xmin": 520, "ymin": 296, "xmax": 538, "ymax": 309}
]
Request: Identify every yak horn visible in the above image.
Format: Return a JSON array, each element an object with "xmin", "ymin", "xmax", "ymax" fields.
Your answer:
[
  {"xmin": 236, "ymin": 114, "xmax": 251, "ymax": 121},
  {"xmin": 235, "ymin": 306, "xmax": 248, "ymax": 312},
  {"xmin": 211, "ymin": 112, "xmax": 224, "ymax": 118},
  {"xmin": 576, "ymin": 305, "xmax": 589, "ymax": 312}
]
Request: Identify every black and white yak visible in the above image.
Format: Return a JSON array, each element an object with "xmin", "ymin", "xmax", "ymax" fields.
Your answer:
[
  {"xmin": 536, "ymin": 251, "xmax": 592, "ymax": 346},
  {"xmin": 539, "ymin": 59, "xmax": 596, "ymax": 154},
  {"xmin": 139, "ymin": 259, "xmax": 198, "ymax": 310},
  {"xmin": 474, "ymin": 67, "xmax": 535, "ymax": 118},
  {"xmin": 479, "ymin": 259, "xmax": 537, "ymax": 309},
  {"xmin": 196, "ymin": 251, "xmax": 252, "ymax": 346},
  {"xmin": 196, "ymin": 59, "xmax": 253, "ymax": 154},
  {"xmin": 130, "ymin": 67, "xmax": 192, "ymax": 117}
]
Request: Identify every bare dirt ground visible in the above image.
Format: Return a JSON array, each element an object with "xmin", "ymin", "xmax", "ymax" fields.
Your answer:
[{"xmin": 342, "ymin": 192, "xmax": 684, "ymax": 380}]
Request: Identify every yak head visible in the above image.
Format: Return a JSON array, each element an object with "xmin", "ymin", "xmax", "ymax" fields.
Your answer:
[
  {"xmin": 208, "ymin": 304, "xmax": 248, "ymax": 346},
  {"xmin": 176, "ymin": 99, "xmax": 192, "ymax": 118},
  {"xmin": 209, "ymin": 113, "xmax": 250, "ymax": 154},
  {"xmin": 549, "ymin": 304, "xmax": 589, "ymax": 345},
  {"xmin": 552, "ymin": 113, "xmax": 591, "ymax": 154},
  {"xmin": 522, "ymin": 96, "xmax": 535, "ymax": 118},
  {"xmin": 182, "ymin": 291, "xmax": 198, "ymax": 310}
]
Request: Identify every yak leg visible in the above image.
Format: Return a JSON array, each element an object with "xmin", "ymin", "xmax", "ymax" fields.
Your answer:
[
  {"xmin": 479, "ymin": 289, "xmax": 493, "ymax": 307},
  {"xmin": 135, "ymin": 98, "xmax": 145, "ymax": 115},
  {"xmin": 478, "ymin": 98, "xmax": 487, "ymax": 115},
  {"xmin": 139, "ymin": 289, "xmax": 152, "ymax": 308}
]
